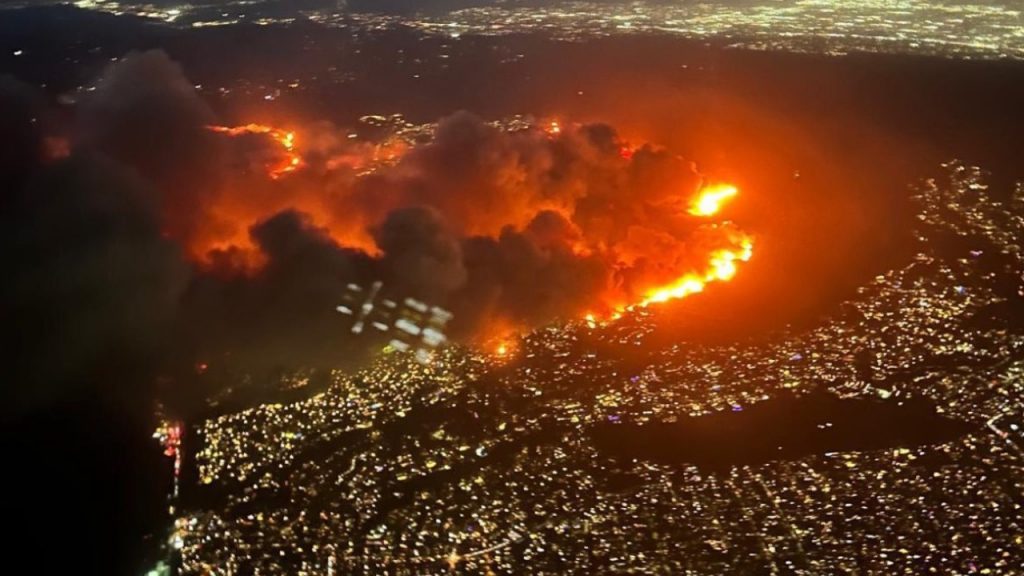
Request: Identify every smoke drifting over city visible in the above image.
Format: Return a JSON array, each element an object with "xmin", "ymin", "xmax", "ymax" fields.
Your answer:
[
  {"xmin": 6, "ymin": 1, "xmax": 1024, "ymax": 574},
  {"xmin": 2, "ymin": 49, "xmax": 755, "ymax": 402}
]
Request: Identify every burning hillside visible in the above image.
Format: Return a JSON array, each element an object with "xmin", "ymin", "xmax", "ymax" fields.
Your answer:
[
  {"xmin": 201, "ymin": 113, "xmax": 754, "ymax": 334},
  {"xmin": 6, "ymin": 50, "xmax": 757, "ymax": 374}
]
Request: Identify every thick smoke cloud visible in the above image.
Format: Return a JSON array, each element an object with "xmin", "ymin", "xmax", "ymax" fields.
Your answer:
[
  {"xmin": 1, "ymin": 71, "xmax": 188, "ymax": 575},
  {"xmin": 2, "ymin": 74, "xmax": 187, "ymax": 418},
  {"xmin": 77, "ymin": 50, "xmax": 224, "ymax": 242},
  {"xmin": 180, "ymin": 211, "xmax": 377, "ymax": 378},
  {"xmin": 373, "ymin": 206, "xmax": 468, "ymax": 300},
  {"xmin": 453, "ymin": 211, "xmax": 614, "ymax": 334},
  {"xmin": 194, "ymin": 55, "xmax": 741, "ymax": 349},
  {"xmin": 4, "ymin": 49, "xmax": 744, "ymax": 402},
  {"xmin": 4, "ymin": 154, "xmax": 187, "ymax": 409}
]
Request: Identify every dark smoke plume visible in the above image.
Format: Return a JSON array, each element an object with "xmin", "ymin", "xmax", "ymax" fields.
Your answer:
[
  {"xmin": 4, "ymin": 50, "xmax": 746, "ymax": 409},
  {"xmin": 0, "ymin": 46, "xmax": 754, "ymax": 574},
  {"xmin": 2, "ymin": 70, "xmax": 188, "ymax": 575}
]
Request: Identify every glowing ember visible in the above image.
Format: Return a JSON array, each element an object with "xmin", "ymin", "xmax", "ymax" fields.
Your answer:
[
  {"xmin": 689, "ymin": 184, "xmax": 738, "ymax": 217},
  {"xmin": 200, "ymin": 116, "xmax": 753, "ymax": 332},
  {"xmin": 207, "ymin": 123, "xmax": 304, "ymax": 179}
]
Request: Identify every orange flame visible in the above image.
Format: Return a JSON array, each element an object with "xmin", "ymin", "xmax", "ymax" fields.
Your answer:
[
  {"xmin": 207, "ymin": 123, "xmax": 304, "ymax": 179},
  {"xmin": 627, "ymin": 182, "xmax": 751, "ymax": 308},
  {"xmin": 593, "ymin": 184, "xmax": 753, "ymax": 320},
  {"xmin": 199, "ymin": 119, "xmax": 753, "ymax": 325},
  {"xmin": 689, "ymin": 183, "xmax": 738, "ymax": 217},
  {"xmin": 637, "ymin": 237, "xmax": 753, "ymax": 307}
]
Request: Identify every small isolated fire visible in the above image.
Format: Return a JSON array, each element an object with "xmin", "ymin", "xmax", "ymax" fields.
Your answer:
[
  {"xmin": 207, "ymin": 123, "xmax": 303, "ymax": 179},
  {"xmin": 488, "ymin": 337, "xmax": 520, "ymax": 360}
]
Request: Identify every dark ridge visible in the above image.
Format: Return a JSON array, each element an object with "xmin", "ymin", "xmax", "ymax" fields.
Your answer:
[{"xmin": 591, "ymin": 390, "xmax": 974, "ymax": 470}]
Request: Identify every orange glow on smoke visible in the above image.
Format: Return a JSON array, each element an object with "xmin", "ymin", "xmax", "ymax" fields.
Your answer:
[
  {"xmin": 195, "ymin": 118, "xmax": 753, "ymax": 325},
  {"xmin": 192, "ymin": 122, "xmax": 387, "ymax": 266},
  {"xmin": 689, "ymin": 183, "xmax": 738, "ymax": 217},
  {"xmin": 207, "ymin": 123, "xmax": 304, "ymax": 179}
]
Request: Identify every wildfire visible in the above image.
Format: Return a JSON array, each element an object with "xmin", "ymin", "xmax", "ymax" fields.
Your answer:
[
  {"xmin": 490, "ymin": 335, "xmax": 521, "ymax": 359},
  {"xmin": 623, "ymin": 182, "xmax": 753, "ymax": 308},
  {"xmin": 689, "ymin": 184, "xmax": 738, "ymax": 217},
  {"xmin": 207, "ymin": 123, "xmax": 303, "ymax": 179},
  {"xmin": 198, "ymin": 116, "xmax": 753, "ymax": 333},
  {"xmin": 637, "ymin": 237, "xmax": 754, "ymax": 307},
  {"xmin": 598, "ymin": 184, "xmax": 754, "ymax": 319}
]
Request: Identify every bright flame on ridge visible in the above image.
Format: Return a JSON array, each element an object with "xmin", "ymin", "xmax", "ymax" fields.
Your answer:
[
  {"xmin": 637, "ymin": 238, "xmax": 753, "ymax": 306},
  {"xmin": 689, "ymin": 183, "xmax": 738, "ymax": 217},
  {"xmin": 591, "ymin": 184, "xmax": 754, "ymax": 320},
  {"xmin": 207, "ymin": 123, "xmax": 303, "ymax": 179}
]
